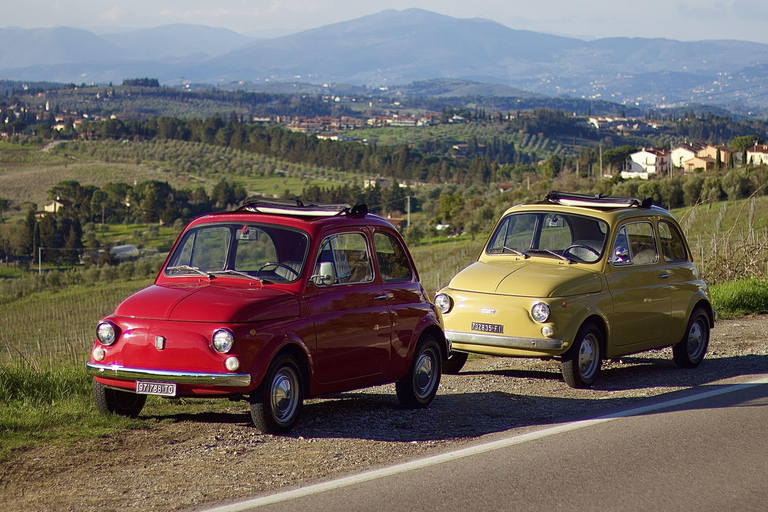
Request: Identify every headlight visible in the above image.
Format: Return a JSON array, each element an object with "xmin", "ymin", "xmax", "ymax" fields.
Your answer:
[
  {"xmin": 212, "ymin": 329, "xmax": 235, "ymax": 354},
  {"xmin": 96, "ymin": 321, "xmax": 117, "ymax": 346},
  {"xmin": 434, "ymin": 293, "xmax": 453, "ymax": 314},
  {"xmin": 531, "ymin": 302, "xmax": 551, "ymax": 323}
]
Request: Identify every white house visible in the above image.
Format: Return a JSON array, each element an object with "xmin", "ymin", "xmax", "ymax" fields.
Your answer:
[
  {"xmin": 623, "ymin": 148, "xmax": 671, "ymax": 179},
  {"xmin": 746, "ymin": 144, "xmax": 768, "ymax": 165}
]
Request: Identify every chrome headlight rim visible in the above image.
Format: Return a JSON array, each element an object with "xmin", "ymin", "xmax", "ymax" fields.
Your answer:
[
  {"xmin": 531, "ymin": 302, "xmax": 551, "ymax": 323},
  {"xmin": 96, "ymin": 321, "xmax": 117, "ymax": 346},
  {"xmin": 211, "ymin": 328, "xmax": 236, "ymax": 354},
  {"xmin": 434, "ymin": 293, "xmax": 453, "ymax": 314}
]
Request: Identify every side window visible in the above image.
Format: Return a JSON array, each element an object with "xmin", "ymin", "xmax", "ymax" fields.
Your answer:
[
  {"xmin": 374, "ymin": 232, "xmax": 413, "ymax": 282},
  {"xmin": 314, "ymin": 232, "xmax": 372, "ymax": 285},
  {"xmin": 659, "ymin": 221, "xmax": 688, "ymax": 263},
  {"xmin": 613, "ymin": 222, "xmax": 658, "ymax": 265}
]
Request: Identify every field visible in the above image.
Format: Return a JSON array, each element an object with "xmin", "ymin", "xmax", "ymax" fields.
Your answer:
[
  {"xmin": 673, "ymin": 194, "xmax": 768, "ymax": 284},
  {"xmin": 0, "ymin": 140, "xmax": 352, "ymax": 221}
]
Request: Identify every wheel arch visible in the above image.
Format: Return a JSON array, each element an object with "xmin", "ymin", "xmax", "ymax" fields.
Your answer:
[
  {"xmin": 578, "ymin": 314, "xmax": 608, "ymax": 357},
  {"xmin": 269, "ymin": 343, "xmax": 311, "ymax": 399},
  {"xmin": 420, "ymin": 323, "xmax": 448, "ymax": 360},
  {"xmin": 249, "ymin": 336, "xmax": 312, "ymax": 397}
]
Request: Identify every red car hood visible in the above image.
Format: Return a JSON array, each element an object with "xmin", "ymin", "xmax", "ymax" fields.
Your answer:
[{"xmin": 114, "ymin": 283, "xmax": 301, "ymax": 323}]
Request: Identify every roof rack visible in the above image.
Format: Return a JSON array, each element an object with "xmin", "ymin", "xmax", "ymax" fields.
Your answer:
[
  {"xmin": 237, "ymin": 197, "xmax": 368, "ymax": 218},
  {"xmin": 542, "ymin": 191, "xmax": 653, "ymax": 209}
]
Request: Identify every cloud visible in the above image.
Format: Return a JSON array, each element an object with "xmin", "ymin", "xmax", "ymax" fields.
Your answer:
[
  {"xmin": 98, "ymin": 6, "xmax": 122, "ymax": 22},
  {"xmin": 675, "ymin": 2, "xmax": 729, "ymax": 21},
  {"xmin": 731, "ymin": 0, "xmax": 768, "ymax": 19}
]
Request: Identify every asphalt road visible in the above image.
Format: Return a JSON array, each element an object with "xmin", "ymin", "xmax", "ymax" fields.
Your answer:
[{"xmin": 200, "ymin": 374, "xmax": 768, "ymax": 512}]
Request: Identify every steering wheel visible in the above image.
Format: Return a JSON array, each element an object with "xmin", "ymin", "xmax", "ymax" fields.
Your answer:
[
  {"xmin": 257, "ymin": 262, "xmax": 299, "ymax": 277},
  {"xmin": 563, "ymin": 244, "xmax": 601, "ymax": 261}
]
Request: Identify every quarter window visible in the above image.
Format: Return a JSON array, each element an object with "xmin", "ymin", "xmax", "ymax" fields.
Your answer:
[
  {"xmin": 374, "ymin": 232, "xmax": 413, "ymax": 282},
  {"xmin": 659, "ymin": 221, "xmax": 688, "ymax": 262}
]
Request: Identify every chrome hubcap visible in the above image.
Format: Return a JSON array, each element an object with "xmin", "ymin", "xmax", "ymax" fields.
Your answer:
[
  {"xmin": 270, "ymin": 367, "xmax": 298, "ymax": 425},
  {"xmin": 578, "ymin": 334, "xmax": 599, "ymax": 379},
  {"xmin": 413, "ymin": 349, "xmax": 437, "ymax": 399},
  {"xmin": 687, "ymin": 318, "xmax": 707, "ymax": 360}
]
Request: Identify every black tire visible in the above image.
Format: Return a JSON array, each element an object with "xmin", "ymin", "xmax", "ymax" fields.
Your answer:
[
  {"xmin": 396, "ymin": 335, "xmax": 442, "ymax": 408},
  {"xmin": 442, "ymin": 350, "xmax": 468, "ymax": 374},
  {"xmin": 93, "ymin": 380, "xmax": 146, "ymax": 418},
  {"xmin": 673, "ymin": 308, "xmax": 710, "ymax": 368},
  {"xmin": 250, "ymin": 354, "xmax": 304, "ymax": 434},
  {"xmin": 561, "ymin": 323, "xmax": 603, "ymax": 388}
]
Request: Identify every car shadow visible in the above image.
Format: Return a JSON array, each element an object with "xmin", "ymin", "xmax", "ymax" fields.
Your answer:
[{"xmin": 138, "ymin": 352, "xmax": 768, "ymax": 443}]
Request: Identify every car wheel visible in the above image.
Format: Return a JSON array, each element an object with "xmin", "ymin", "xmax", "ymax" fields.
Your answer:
[
  {"xmin": 561, "ymin": 323, "xmax": 603, "ymax": 388},
  {"xmin": 442, "ymin": 350, "xmax": 468, "ymax": 374},
  {"xmin": 396, "ymin": 335, "xmax": 442, "ymax": 408},
  {"xmin": 673, "ymin": 309, "xmax": 710, "ymax": 368},
  {"xmin": 93, "ymin": 380, "xmax": 146, "ymax": 418},
  {"xmin": 250, "ymin": 354, "xmax": 303, "ymax": 434}
]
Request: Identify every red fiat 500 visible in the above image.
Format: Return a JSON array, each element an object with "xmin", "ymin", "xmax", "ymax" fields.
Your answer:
[{"xmin": 87, "ymin": 199, "xmax": 446, "ymax": 433}]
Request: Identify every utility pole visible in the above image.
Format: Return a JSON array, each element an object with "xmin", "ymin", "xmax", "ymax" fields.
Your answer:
[
  {"xmin": 599, "ymin": 145, "xmax": 603, "ymax": 179},
  {"xmin": 406, "ymin": 196, "xmax": 411, "ymax": 227}
]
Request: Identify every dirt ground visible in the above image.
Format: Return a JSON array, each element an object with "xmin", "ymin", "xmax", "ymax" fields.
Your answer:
[{"xmin": 2, "ymin": 315, "xmax": 767, "ymax": 512}]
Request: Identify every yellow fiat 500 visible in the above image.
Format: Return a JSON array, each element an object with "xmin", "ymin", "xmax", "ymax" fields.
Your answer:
[{"xmin": 435, "ymin": 192, "xmax": 714, "ymax": 388}]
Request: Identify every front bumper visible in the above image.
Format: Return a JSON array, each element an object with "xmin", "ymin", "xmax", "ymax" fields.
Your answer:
[
  {"xmin": 445, "ymin": 330, "xmax": 563, "ymax": 351},
  {"xmin": 86, "ymin": 362, "xmax": 251, "ymax": 387}
]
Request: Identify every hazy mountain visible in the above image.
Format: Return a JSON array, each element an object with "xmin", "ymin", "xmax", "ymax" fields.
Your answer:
[
  {"xmin": 191, "ymin": 9, "xmax": 575, "ymax": 84},
  {"xmin": 3, "ymin": 9, "xmax": 768, "ymax": 113},
  {"xmin": 0, "ymin": 27, "xmax": 126, "ymax": 69},
  {"xmin": 102, "ymin": 24, "xmax": 253, "ymax": 60}
]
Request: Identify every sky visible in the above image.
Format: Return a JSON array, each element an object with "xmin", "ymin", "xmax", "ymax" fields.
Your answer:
[{"xmin": 5, "ymin": 0, "xmax": 768, "ymax": 44}]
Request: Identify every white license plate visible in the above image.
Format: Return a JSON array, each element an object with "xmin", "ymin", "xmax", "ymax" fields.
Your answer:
[{"xmin": 136, "ymin": 381, "xmax": 177, "ymax": 396}]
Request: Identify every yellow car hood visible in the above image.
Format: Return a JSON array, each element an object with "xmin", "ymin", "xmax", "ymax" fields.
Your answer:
[{"xmin": 449, "ymin": 260, "xmax": 602, "ymax": 297}]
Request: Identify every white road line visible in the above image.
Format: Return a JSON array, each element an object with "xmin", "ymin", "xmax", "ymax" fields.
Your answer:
[{"xmin": 202, "ymin": 375, "xmax": 768, "ymax": 512}]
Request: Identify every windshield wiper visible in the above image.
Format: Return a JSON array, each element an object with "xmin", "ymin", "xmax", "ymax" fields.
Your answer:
[
  {"xmin": 527, "ymin": 249, "xmax": 572, "ymax": 263},
  {"xmin": 209, "ymin": 269, "xmax": 263, "ymax": 282},
  {"xmin": 502, "ymin": 245, "xmax": 529, "ymax": 258},
  {"xmin": 166, "ymin": 265, "xmax": 215, "ymax": 278}
]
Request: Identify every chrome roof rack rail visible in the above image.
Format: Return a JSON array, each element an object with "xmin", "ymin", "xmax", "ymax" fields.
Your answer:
[
  {"xmin": 542, "ymin": 191, "xmax": 653, "ymax": 209},
  {"xmin": 237, "ymin": 197, "xmax": 368, "ymax": 217}
]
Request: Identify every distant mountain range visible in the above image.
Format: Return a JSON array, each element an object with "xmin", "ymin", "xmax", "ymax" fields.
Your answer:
[{"xmin": 3, "ymin": 9, "xmax": 768, "ymax": 115}]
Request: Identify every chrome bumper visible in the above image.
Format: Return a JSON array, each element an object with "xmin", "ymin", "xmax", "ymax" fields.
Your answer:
[
  {"xmin": 86, "ymin": 362, "xmax": 251, "ymax": 387},
  {"xmin": 445, "ymin": 330, "xmax": 563, "ymax": 351}
]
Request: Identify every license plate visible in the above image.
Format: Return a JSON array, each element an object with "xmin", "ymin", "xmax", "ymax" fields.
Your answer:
[
  {"xmin": 136, "ymin": 381, "xmax": 177, "ymax": 396},
  {"xmin": 471, "ymin": 322, "xmax": 504, "ymax": 334}
]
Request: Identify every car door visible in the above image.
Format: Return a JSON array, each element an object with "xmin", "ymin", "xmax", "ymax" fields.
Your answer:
[
  {"xmin": 658, "ymin": 219, "xmax": 700, "ymax": 342},
  {"xmin": 373, "ymin": 230, "xmax": 426, "ymax": 364},
  {"xmin": 306, "ymin": 231, "xmax": 392, "ymax": 383},
  {"xmin": 604, "ymin": 220, "xmax": 672, "ymax": 347}
]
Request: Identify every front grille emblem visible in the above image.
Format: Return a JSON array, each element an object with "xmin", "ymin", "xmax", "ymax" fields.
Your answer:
[{"xmin": 155, "ymin": 336, "xmax": 166, "ymax": 350}]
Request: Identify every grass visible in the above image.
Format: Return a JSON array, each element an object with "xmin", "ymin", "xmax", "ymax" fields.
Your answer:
[
  {"xmin": 0, "ymin": 362, "xmax": 239, "ymax": 462},
  {"xmin": 710, "ymin": 278, "xmax": 768, "ymax": 319}
]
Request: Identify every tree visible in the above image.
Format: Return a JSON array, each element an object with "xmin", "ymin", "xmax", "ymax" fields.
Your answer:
[
  {"xmin": 18, "ymin": 207, "xmax": 37, "ymax": 257},
  {"xmin": 0, "ymin": 198, "xmax": 8, "ymax": 223}
]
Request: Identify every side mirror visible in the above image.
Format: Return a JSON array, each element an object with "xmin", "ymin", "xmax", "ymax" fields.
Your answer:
[
  {"xmin": 311, "ymin": 261, "xmax": 336, "ymax": 286},
  {"xmin": 612, "ymin": 246, "xmax": 630, "ymax": 265}
]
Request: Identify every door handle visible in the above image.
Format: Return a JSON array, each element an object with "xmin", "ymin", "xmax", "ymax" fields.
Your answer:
[
  {"xmin": 658, "ymin": 273, "xmax": 670, "ymax": 279},
  {"xmin": 374, "ymin": 294, "xmax": 389, "ymax": 300}
]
